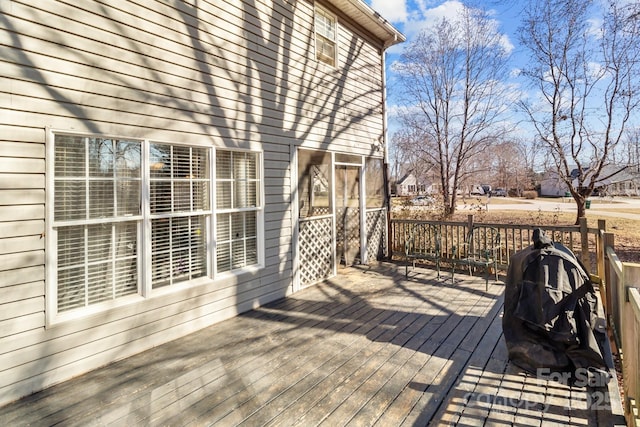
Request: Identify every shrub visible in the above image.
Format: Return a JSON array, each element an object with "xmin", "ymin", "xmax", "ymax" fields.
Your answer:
[{"xmin": 523, "ymin": 190, "xmax": 538, "ymax": 199}]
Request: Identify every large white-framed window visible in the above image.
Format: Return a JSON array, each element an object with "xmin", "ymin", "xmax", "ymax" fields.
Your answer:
[
  {"xmin": 52, "ymin": 135, "xmax": 143, "ymax": 314},
  {"xmin": 314, "ymin": 6, "xmax": 338, "ymax": 67},
  {"xmin": 48, "ymin": 131, "xmax": 263, "ymax": 322}
]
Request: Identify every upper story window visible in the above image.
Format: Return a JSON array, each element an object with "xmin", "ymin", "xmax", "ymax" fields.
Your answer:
[
  {"xmin": 49, "ymin": 132, "xmax": 263, "ymax": 322},
  {"xmin": 315, "ymin": 6, "xmax": 337, "ymax": 67}
]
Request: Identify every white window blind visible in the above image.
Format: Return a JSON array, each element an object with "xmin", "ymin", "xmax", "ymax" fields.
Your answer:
[
  {"xmin": 150, "ymin": 144, "xmax": 209, "ymax": 288},
  {"xmin": 54, "ymin": 135, "xmax": 141, "ymax": 312},
  {"xmin": 51, "ymin": 133, "xmax": 261, "ymax": 318},
  {"xmin": 216, "ymin": 151, "xmax": 260, "ymax": 273}
]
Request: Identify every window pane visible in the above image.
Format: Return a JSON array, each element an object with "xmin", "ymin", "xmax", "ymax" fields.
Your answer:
[
  {"xmin": 150, "ymin": 144, "xmax": 171, "ymax": 178},
  {"xmin": 58, "ymin": 266, "xmax": 86, "ymax": 312},
  {"xmin": 89, "ymin": 180, "xmax": 114, "ymax": 218},
  {"xmin": 115, "ymin": 259, "xmax": 138, "ymax": 297},
  {"xmin": 217, "ymin": 241, "xmax": 231, "ymax": 273},
  {"xmin": 151, "ymin": 181, "xmax": 172, "ymax": 213},
  {"xmin": 151, "ymin": 144, "xmax": 210, "ymax": 214},
  {"xmin": 217, "ymin": 181, "xmax": 232, "ymax": 209},
  {"xmin": 232, "ymin": 213, "xmax": 244, "ymax": 241},
  {"xmin": 88, "ymin": 224, "xmax": 111, "ymax": 262},
  {"xmin": 193, "ymin": 181, "xmax": 209, "ymax": 211},
  {"xmin": 233, "ymin": 152, "xmax": 246, "ymax": 180},
  {"xmin": 246, "ymin": 153, "xmax": 257, "ymax": 179},
  {"xmin": 151, "ymin": 216, "xmax": 206, "ymax": 288},
  {"xmin": 316, "ymin": 36, "xmax": 336, "ymax": 65},
  {"xmin": 366, "ymin": 157, "xmax": 385, "ymax": 208},
  {"xmin": 151, "ymin": 218, "xmax": 171, "ymax": 287},
  {"xmin": 217, "ymin": 213, "xmax": 230, "ymax": 241},
  {"xmin": 193, "ymin": 148, "xmax": 210, "ymax": 179},
  {"xmin": 117, "ymin": 180, "xmax": 141, "ymax": 216},
  {"xmin": 58, "ymin": 226, "xmax": 85, "ymax": 268},
  {"xmin": 174, "ymin": 181, "xmax": 192, "ymax": 212},
  {"xmin": 116, "ymin": 141, "xmax": 141, "ymax": 178},
  {"xmin": 55, "ymin": 136, "xmax": 85, "ymax": 177},
  {"xmin": 245, "ymin": 214, "xmax": 256, "ymax": 238},
  {"xmin": 189, "ymin": 217, "xmax": 207, "ymax": 278},
  {"xmin": 247, "ymin": 182, "xmax": 258, "ymax": 207},
  {"xmin": 88, "ymin": 262, "xmax": 112, "ymax": 305},
  {"xmin": 216, "ymin": 151, "xmax": 232, "ymax": 179},
  {"xmin": 315, "ymin": 9, "xmax": 335, "ymax": 40},
  {"xmin": 235, "ymin": 181, "xmax": 247, "ymax": 208},
  {"xmin": 88, "ymin": 138, "xmax": 115, "ymax": 177},
  {"xmin": 172, "ymin": 145, "xmax": 191, "ymax": 179},
  {"xmin": 298, "ymin": 149, "xmax": 331, "ymax": 218},
  {"xmin": 232, "ymin": 240, "xmax": 245, "ymax": 269},
  {"xmin": 55, "ymin": 181, "xmax": 86, "ymax": 220},
  {"xmin": 246, "ymin": 237, "xmax": 257, "ymax": 265}
]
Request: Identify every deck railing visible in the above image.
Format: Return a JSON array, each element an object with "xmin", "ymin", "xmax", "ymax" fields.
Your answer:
[
  {"xmin": 390, "ymin": 215, "xmax": 640, "ymax": 425},
  {"xmin": 391, "ymin": 215, "xmax": 600, "ymax": 274},
  {"xmin": 600, "ymin": 232, "xmax": 640, "ymax": 427}
]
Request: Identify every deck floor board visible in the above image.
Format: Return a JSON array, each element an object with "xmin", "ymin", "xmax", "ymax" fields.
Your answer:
[{"xmin": 0, "ymin": 262, "xmax": 625, "ymax": 426}]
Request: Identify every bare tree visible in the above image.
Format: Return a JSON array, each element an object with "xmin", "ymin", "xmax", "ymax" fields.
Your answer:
[
  {"xmin": 519, "ymin": 0, "xmax": 640, "ymax": 223},
  {"xmin": 393, "ymin": 5, "xmax": 512, "ymax": 216},
  {"xmin": 490, "ymin": 139, "xmax": 532, "ymax": 194},
  {"xmin": 618, "ymin": 127, "xmax": 640, "ymax": 173}
]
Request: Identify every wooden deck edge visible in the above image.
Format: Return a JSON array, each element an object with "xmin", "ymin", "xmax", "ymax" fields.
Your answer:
[{"xmin": 595, "ymin": 286, "xmax": 627, "ymax": 426}]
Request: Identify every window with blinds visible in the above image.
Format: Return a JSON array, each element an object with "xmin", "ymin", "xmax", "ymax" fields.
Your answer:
[
  {"xmin": 51, "ymin": 134, "xmax": 262, "ymax": 319},
  {"xmin": 149, "ymin": 144, "xmax": 210, "ymax": 288},
  {"xmin": 54, "ymin": 135, "xmax": 142, "ymax": 312},
  {"xmin": 315, "ymin": 7, "xmax": 337, "ymax": 67},
  {"xmin": 215, "ymin": 151, "xmax": 260, "ymax": 273}
]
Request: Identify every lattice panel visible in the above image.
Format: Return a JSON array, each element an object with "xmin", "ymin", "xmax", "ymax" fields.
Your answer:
[
  {"xmin": 299, "ymin": 217, "xmax": 333, "ymax": 287},
  {"xmin": 366, "ymin": 209, "xmax": 387, "ymax": 263}
]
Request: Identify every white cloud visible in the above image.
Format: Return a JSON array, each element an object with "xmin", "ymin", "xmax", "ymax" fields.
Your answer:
[
  {"xmin": 398, "ymin": 1, "xmax": 513, "ymax": 55},
  {"xmin": 370, "ymin": 0, "xmax": 408, "ymax": 23}
]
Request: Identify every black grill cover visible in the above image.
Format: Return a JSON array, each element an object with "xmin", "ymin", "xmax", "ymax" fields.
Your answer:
[{"xmin": 503, "ymin": 229, "xmax": 606, "ymax": 373}]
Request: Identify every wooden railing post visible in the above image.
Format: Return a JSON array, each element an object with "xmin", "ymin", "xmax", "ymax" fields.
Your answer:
[
  {"xmin": 597, "ymin": 220, "xmax": 606, "ymax": 282},
  {"xmin": 579, "ymin": 217, "xmax": 591, "ymax": 273},
  {"xmin": 603, "ymin": 232, "xmax": 615, "ymax": 323}
]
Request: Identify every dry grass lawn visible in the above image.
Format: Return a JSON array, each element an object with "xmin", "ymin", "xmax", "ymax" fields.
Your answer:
[{"xmin": 392, "ymin": 197, "xmax": 640, "ymax": 263}]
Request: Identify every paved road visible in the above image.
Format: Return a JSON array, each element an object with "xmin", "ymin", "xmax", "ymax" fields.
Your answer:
[{"xmin": 473, "ymin": 196, "xmax": 640, "ymax": 220}]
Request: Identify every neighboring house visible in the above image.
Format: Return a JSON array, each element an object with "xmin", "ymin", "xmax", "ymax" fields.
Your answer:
[
  {"xmin": 540, "ymin": 165, "xmax": 640, "ymax": 197},
  {"xmin": 394, "ymin": 170, "xmax": 440, "ymax": 196},
  {"xmin": 539, "ymin": 170, "xmax": 569, "ymax": 197},
  {"xmin": 0, "ymin": 0, "xmax": 404, "ymax": 405},
  {"xmin": 395, "ymin": 173, "xmax": 419, "ymax": 196}
]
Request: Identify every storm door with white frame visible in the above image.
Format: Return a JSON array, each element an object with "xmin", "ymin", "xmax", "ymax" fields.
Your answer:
[{"xmin": 335, "ymin": 163, "xmax": 361, "ymax": 267}]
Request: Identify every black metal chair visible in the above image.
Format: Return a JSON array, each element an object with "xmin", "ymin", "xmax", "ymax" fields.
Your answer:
[{"xmin": 452, "ymin": 226, "xmax": 502, "ymax": 289}]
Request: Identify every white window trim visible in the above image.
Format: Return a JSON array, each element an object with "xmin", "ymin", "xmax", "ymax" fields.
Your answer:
[
  {"xmin": 212, "ymin": 148, "xmax": 265, "ymax": 276},
  {"xmin": 45, "ymin": 129, "xmax": 264, "ymax": 326},
  {"xmin": 314, "ymin": 5, "xmax": 338, "ymax": 67}
]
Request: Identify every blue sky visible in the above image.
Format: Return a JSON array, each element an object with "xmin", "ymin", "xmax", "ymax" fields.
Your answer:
[{"xmin": 363, "ymin": 0, "xmax": 529, "ymax": 136}]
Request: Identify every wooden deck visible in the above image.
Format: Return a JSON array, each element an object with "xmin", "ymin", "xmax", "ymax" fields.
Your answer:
[{"xmin": 0, "ymin": 262, "xmax": 625, "ymax": 426}]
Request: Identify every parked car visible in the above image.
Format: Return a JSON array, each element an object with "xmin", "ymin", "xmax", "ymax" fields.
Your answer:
[
  {"xmin": 492, "ymin": 188, "xmax": 507, "ymax": 197},
  {"xmin": 411, "ymin": 195, "xmax": 434, "ymax": 206}
]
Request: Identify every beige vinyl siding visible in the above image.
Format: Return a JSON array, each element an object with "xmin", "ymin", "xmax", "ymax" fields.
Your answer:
[
  {"xmin": 0, "ymin": 121, "xmax": 46, "ymax": 354},
  {"xmin": 0, "ymin": 0, "xmax": 387, "ymax": 405},
  {"xmin": 3, "ymin": 0, "xmax": 383, "ymax": 149}
]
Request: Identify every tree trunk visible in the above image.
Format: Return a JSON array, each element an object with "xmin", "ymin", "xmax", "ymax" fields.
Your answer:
[{"xmin": 574, "ymin": 195, "xmax": 586, "ymax": 225}]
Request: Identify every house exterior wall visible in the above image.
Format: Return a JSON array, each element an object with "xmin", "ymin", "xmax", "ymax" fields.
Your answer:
[
  {"xmin": 396, "ymin": 174, "xmax": 417, "ymax": 196},
  {"xmin": 0, "ymin": 0, "xmax": 394, "ymax": 405}
]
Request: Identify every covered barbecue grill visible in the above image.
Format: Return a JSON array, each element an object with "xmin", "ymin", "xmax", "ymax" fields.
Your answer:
[{"xmin": 503, "ymin": 229, "xmax": 607, "ymax": 375}]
